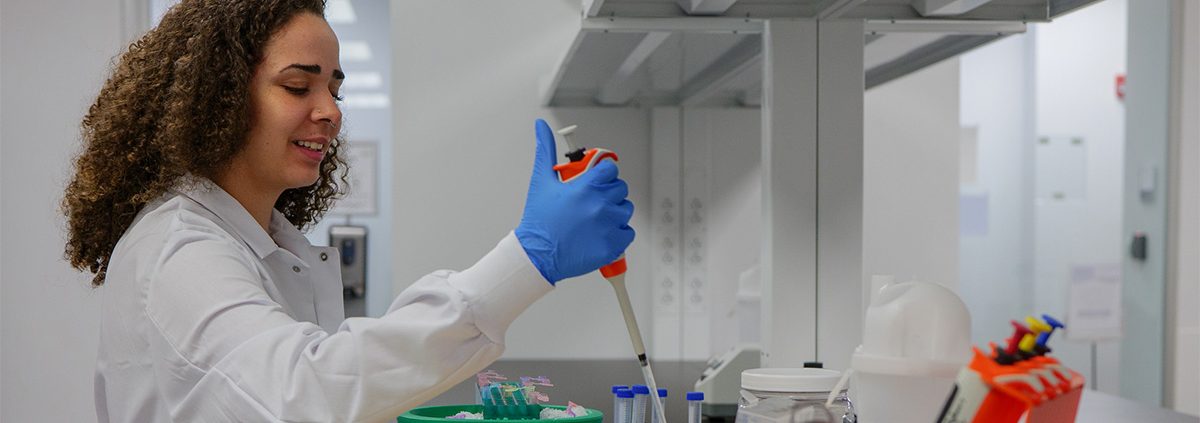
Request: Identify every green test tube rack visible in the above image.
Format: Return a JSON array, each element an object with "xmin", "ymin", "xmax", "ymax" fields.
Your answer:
[{"xmin": 397, "ymin": 405, "xmax": 602, "ymax": 422}]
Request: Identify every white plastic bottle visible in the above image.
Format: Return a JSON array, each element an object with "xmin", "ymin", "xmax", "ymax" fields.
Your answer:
[{"xmin": 852, "ymin": 279, "xmax": 970, "ymax": 423}]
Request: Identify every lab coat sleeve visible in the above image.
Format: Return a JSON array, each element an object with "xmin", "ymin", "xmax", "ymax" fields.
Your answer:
[{"xmin": 145, "ymin": 230, "xmax": 553, "ymax": 423}]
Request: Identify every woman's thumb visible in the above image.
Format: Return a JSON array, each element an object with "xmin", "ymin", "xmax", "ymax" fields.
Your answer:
[{"xmin": 532, "ymin": 119, "xmax": 558, "ymax": 178}]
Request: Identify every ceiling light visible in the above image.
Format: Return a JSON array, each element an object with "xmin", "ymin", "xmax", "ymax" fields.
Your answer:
[
  {"xmin": 341, "ymin": 41, "xmax": 372, "ymax": 62},
  {"xmin": 343, "ymin": 72, "xmax": 383, "ymax": 90},
  {"xmin": 343, "ymin": 93, "xmax": 390, "ymax": 109}
]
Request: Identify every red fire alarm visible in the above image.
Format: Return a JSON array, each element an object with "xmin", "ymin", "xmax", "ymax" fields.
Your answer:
[{"xmin": 1116, "ymin": 74, "xmax": 1126, "ymax": 101}]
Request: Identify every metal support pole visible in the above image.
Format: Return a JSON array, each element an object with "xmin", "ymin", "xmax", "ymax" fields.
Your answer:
[
  {"xmin": 816, "ymin": 19, "xmax": 865, "ymax": 371},
  {"xmin": 760, "ymin": 18, "xmax": 865, "ymax": 368},
  {"xmin": 760, "ymin": 19, "xmax": 819, "ymax": 367}
]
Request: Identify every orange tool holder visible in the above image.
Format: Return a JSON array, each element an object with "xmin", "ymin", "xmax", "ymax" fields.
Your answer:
[
  {"xmin": 937, "ymin": 346, "xmax": 1085, "ymax": 423},
  {"xmin": 552, "ymin": 147, "xmax": 627, "ymax": 278}
]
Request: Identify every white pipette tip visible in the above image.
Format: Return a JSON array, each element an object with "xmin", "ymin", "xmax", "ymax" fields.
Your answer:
[
  {"xmin": 556, "ymin": 124, "xmax": 579, "ymax": 152},
  {"xmin": 556, "ymin": 125, "xmax": 578, "ymax": 137}
]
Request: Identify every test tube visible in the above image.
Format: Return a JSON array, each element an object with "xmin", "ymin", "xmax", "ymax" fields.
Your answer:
[
  {"xmin": 631, "ymin": 385, "xmax": 650, "ymax": 423},
  {"xmin": 687, "ymin": 391, "xmax": 704, "ymax": 423},
  {"xmin": 612, "ymin": 385, "xmax": 628, "ymax": 423},
  {"xmin": 616, "ymin": 388, "xmax": 635, "ymax": 423},
  {"xmin": 650, "ymin": 389, "xmax": 667, "ymax": 423}
]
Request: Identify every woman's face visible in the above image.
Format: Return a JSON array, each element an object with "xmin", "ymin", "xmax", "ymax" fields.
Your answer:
[{"xmin": 238, "ymin": 12, "xmax": 343, "ymax": 192}]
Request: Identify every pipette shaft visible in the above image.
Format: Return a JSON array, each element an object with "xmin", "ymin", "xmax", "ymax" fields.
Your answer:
[
  {"xmin": 651, "ymin": 390, "xmax": 666, "ymax": 423},
  {"xmin": 607, "ymin": 272, "xmax": 668, "ymax": 423}
]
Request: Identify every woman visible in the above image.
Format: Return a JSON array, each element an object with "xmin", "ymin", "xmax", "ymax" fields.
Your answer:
[{"xmin": 62, "ymin": 1, "xmax": 634, "ymax": 421}]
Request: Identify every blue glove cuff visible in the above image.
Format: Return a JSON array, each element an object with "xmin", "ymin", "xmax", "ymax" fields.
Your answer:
[{"xmin": 515, "ymin": 227, "xmax": 559, "ymax": 285}]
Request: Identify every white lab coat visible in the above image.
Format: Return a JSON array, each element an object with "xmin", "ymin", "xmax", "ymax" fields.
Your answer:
[{"xmin": 94, "ymin": 178, "xmax": 552, "ymax": 422}]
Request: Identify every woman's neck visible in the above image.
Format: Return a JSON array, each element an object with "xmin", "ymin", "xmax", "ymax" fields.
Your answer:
[{"xmin": 212, "ymin": 172, "xmax": 280, "ymax": 233}]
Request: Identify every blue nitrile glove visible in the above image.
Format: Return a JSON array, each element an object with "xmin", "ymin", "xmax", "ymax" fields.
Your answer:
[{"xmin": 515, "ymin": 119, "xmax": 636, "ymax": 285}]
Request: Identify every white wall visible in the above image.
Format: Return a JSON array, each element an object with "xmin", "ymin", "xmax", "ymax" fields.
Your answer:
[
  {"xmin": 863, "ymin": 59, "xmax": 961, "ymax": 293},
  {"xmin": 683, "ymin": 108, "xmax": 762, "ymax": 360},
  {"xmin": 0, "ymin": 1, "xmax": 128, "ymax": 421},
  {"xmin": 390, "ymin": 1, "xmax": 653, "ymax": 360},
  {"xmin": 1168, "ymin": 0, "xmax": 1199, "ymax": 414},
  {"xmin": 959, "ymin": 34, "xmax": 1035, "ymax": 345}
]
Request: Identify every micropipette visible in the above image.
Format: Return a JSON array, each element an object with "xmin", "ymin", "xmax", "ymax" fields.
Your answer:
[{"xmin": 553, "ymin": 125, "xmax": 668, "ymax": 423}]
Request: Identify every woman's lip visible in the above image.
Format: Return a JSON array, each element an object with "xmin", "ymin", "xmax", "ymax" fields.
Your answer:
[{"xmin": 292, "ymin": 141, "xmax": 325, "ymax": 162}]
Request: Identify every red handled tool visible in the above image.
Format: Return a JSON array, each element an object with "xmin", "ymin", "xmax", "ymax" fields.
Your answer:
[{"xmin": 553, "ymin": 125, "xmax": 666, "ymax": 423}]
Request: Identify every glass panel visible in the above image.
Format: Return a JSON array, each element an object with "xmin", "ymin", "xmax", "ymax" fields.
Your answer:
[{"xmin": 959, "ymin": 0, "xmax": 1170, "ymax": 406}]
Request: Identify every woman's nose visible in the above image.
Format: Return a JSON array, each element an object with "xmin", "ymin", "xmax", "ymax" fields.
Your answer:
[{"xmin": 314, "ymin": 102, "xmax": 342, "ymax": 130}]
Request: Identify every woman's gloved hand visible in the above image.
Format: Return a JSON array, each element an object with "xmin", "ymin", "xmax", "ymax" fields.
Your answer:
[{"xmin": 515, "ymin": 119, "xmax": 635, "ymax": 285}]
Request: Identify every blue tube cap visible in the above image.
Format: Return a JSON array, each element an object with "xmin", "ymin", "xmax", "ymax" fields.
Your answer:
[
  {"xmin": 686, "ymin": 392, "xmax": 704, "ymax": 401},
  {"xmin": 632, "ymin": 385, "xmax": 650, "ymax": 395},
  {"xmin": 657, "ymin": 388, "xmax": 667, "ymax": 397},
  {"xmin": 617, "ymin": 388, "xmax": 635, "ymax": 399},
  {"xmin": 612, "ymin": 385, "xmax": 629, "ymax": 394}
]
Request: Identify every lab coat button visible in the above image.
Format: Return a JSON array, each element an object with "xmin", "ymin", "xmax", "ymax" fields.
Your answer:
[
  {"xmin": 320, "ymin": 252, "xmax": 328, "ymax": 261},
  {"xmin": 292, "ymin": 266, "xmax": 301, "ymax": 273}
]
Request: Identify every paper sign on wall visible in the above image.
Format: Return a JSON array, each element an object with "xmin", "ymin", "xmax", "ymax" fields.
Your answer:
[
  {"xmin": 331, "ymin": 141, "xmax": 378, "ymax": 216},
  {"xmin": 1065, "ymin": 263, "xmax": 1123, "ymax": 341}
]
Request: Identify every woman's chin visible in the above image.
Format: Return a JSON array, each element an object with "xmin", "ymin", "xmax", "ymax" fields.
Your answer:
[{"xmin": 285, "ymin": 172, "xmax": 322, "ymax": 190}]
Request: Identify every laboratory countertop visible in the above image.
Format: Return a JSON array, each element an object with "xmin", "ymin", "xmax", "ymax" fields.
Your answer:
[
  {"xmin": 424, "ymin": 360, "xmax": 1197, "ymax": 422},
  {"xmin": 1076, "ymin": 390, "xmax": 1198, "ymax": 422}
]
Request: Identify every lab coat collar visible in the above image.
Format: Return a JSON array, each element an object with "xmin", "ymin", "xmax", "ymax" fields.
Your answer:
[
  {"xmin": 268, "ymin": 211, "xmax": 315, "ymax": 268},
  {"xmin": 175, "ymin": 177, "xmax": 301, "ymax": 263}
]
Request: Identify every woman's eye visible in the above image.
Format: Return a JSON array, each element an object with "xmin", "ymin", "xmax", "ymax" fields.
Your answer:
[
  {"xmin": 283, "ymin": 86, "xmax": 309, "ymax": 95},
  {"xmin": 333, "ymin": 92, "xmax": 345, "ymax": 102}
]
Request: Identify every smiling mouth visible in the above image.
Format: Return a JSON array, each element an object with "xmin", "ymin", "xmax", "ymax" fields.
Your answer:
[{"xmin": 292, "ymin": 140, "xmax": 325, "ymax": 152}]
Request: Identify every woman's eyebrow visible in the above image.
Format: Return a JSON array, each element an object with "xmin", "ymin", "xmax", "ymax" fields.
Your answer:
[{"xmin": 280, "ymin": 64, "xmax": 346, "ymax": 80}]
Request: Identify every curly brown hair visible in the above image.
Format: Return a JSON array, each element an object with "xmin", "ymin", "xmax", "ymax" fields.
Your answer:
[{"xmin": 63, "ymin": 0, "xmax": 348, "ymax": 286}]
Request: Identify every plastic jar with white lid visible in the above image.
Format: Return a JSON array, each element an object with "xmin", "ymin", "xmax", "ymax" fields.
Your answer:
[{"xmin": 735, "ymin": 368, "xmax": 856, "ymax": 423}]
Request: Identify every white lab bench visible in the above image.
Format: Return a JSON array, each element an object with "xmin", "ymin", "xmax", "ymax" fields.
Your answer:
[
  {"xmin": 427, "ymin": 361, "xmax": 1200, "ymax": 422},
  {"xmin": 1076, "ymin": 390, "xmax": 1199, "ymax": 423}
]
